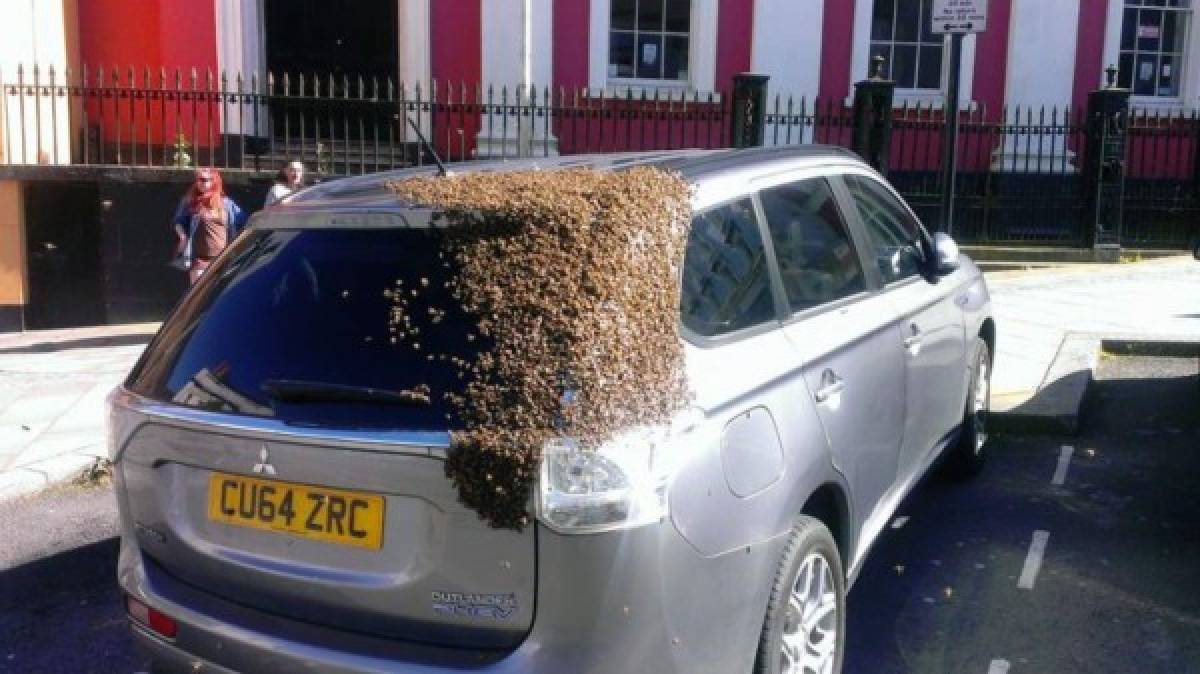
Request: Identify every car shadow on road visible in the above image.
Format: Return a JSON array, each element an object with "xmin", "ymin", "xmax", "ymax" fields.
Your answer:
[{"xmin": 0, "ymin": 537, "xmax": 145, "ymax": 674}]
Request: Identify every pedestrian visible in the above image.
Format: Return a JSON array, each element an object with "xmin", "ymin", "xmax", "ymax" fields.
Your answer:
[
  {"xmin": 171, "ymin": 168, "xmax": 247, "ymax": 286},
  {"xmin": 263, "ymin": 159, "xmax": 305, "ymax": 208}
]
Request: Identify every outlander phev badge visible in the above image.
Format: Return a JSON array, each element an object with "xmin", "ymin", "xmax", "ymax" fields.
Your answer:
[{"xmin": 252, "ymin": 445, "xmax": 277, "ymax": 476}]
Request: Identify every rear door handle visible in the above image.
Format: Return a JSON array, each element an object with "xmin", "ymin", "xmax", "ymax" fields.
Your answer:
[
  {"xmin": 814, "ymin": 369, "xmax": 845, "ymax": 403},
  {"xmin": 903, "ymin": 323, "xmax": 922, "ymax": 348}
]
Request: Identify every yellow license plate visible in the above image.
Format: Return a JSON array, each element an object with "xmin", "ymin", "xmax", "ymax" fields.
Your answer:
[{"xmin": 207, "ymin": 473, "xmax": 385, "ymax": 550}]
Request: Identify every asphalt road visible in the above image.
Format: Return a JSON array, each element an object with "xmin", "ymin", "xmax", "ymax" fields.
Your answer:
[
  {"xmin": 0, "ymin": 481, "xmax": 145, "ymax": 674},
  {"xmin": 846, "ymin": 353, "xmax": 1200, "ymax": 673},
  {"xmin": 0, "ymin": 354, "xmax": 1197, "ymax": 673}
]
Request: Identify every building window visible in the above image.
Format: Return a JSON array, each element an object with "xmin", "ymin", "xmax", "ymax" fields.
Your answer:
[
  {"xmin": 1119, "ymin": 0, "xmax": 1191, "ymax": 97},
  {"xmin": 609, "ymin": 0, "xmax": 691, "ymax": 81},
  {"xmin": 869, "ymin": 0, "xmax": 943, "ymax": 90}
]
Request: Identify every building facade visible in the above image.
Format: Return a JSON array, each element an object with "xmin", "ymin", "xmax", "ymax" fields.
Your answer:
[
  {"xmin": 114, "ymin": 1, "xmax": 1200, "ymax": 116},
  {"xmin": 4, "ymin": 1, "xmax": 1190, "ymax": 155}
]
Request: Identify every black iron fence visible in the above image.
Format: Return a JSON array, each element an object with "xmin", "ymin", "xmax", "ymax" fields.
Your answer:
[
  {"xmin": 1122, "ymin": 108, "xmax": 1200, "ymax": 248},
  {"xmin": 0, "ymin": 64, "xmax": 746, "ymax": 172},
  {"xmin": 890, "ymin": 104, "xmax": 1091, "ymax": 247},
  {"xmin": 2, "ymin": 64, "xmax": 1198, "ymax": 248}
]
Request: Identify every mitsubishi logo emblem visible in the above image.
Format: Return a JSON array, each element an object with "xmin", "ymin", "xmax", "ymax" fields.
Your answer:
[{"xmin": 252, "ymin": 446, "xmax": 277, "ymax": 476}]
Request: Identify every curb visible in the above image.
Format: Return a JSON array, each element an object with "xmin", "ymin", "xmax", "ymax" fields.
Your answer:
[
  {"xmin": 990, "ymin": 334, "xmax": 1200, "ymax": 436},
  {"xmin": 982, "ymin": 255, "xmax": 1193, "ymax": 283},
  {"xmin": 990, "ymin": 333, "xmax": 1098, "ymax": 435},
  {"xmin": 1100, "ymin": 338, "xmax": 1200, "ymax": 358},
  {"xmin": 0, "ymin": 450, "xmax": 109, "ymax": 502}
]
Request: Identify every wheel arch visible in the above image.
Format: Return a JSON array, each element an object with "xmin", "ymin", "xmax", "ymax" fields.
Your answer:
[
  {"xmin": 800, "ymin": 482, "xmax": 851, "ymax": 577},
  {"xmin": 979, "ymin": 317, "xmax": 996, "ymax": 365}
]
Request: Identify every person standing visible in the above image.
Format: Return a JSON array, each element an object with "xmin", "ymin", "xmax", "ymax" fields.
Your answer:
[
  {"xmin": 264, "ymin": 160, "xmax": 305, "ymax": 208},
  {"xmin": 172, "ymin": 168, "xmax": 247, "ymax": 286}
]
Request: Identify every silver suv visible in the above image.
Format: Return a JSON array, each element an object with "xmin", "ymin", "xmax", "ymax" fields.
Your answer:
[{"xmin": 112, "ymin": 147, "xmax": 994, "ymax": 674}]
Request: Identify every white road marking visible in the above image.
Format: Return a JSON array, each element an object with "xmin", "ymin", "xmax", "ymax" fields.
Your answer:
[
  {"xmin": 891, "ymin": 516, "xmax": 909, "ymax": 529},
  {"xmin": 988, "ymin": 659, "xmax": 1011, "ymax": 674},
  {"xmin": 1018, "ymin": 530, "xmax": 1051, "ymax": 590},
  {"xmin": 1052, "ymin": 445, "xmax": 1074, "ymax": 486}
]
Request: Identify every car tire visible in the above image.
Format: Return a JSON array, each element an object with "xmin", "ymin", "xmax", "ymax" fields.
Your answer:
[
  {"xmin": 754, "ymin": 516, "xmax": 845, "ymax": 674},
  {"xmin": 946, "ymin": 336, "xmax": 990, "ymax": 478}
]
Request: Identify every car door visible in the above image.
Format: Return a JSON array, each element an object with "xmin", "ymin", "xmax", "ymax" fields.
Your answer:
[
  {"xmin": 673, "ymin": 196, "xmax": 837, "ymax": 558},
  {"xmin": 840, "ymin": 172, "xmax": 967, "ymax": 487},
  {"xmin": 756, "ymin": 174, "xmax": 907, "ymax": 543}
]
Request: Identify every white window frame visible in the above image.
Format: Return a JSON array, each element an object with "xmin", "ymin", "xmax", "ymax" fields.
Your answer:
[
  {"xmin": 1102, "ymin": 0, "xmax": 1200, "ymax": 109},
  {"xmin": 588, "ymin": 0, "xmax": 719, "ymax": 97},
  {"xmin": 848, "ymin": 0, "xmax": 976, "ymax": 108}
]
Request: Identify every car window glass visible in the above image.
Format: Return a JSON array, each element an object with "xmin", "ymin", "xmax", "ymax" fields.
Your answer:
[
  {"xmin": 759, "ymin": 178, "xmax": 866, "ymax": 313},
  {"xmin": 680, "ymin": 198, "xmax": 776, "ymax": 337},
  {"xmin": 843, "ymin": 174, "xmax": 926, "ymax": 283},
  {"xmin": 125, "ymin": 227, "xmax": 482, "ymax": 430}
]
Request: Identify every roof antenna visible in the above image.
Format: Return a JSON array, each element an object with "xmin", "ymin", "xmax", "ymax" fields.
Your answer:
[{"xmin": 405, "ymin": 116, "xmax": 451, "ymax": 177}]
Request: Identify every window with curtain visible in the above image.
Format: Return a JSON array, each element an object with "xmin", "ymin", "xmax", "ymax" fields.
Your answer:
[
  {"xmin": 869, "ymin": 0, "xmax": 944, "ymax": 90},
  {"xmin": 1119, "ymin": 0, "xmax": 1191, "ymax": 98},
  {"xmin": 609, "ymin": 0, "xmax": 691, "ymax": 81}
]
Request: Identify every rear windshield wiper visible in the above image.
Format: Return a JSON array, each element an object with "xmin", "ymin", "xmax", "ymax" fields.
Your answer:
[{"xmin": 261, "ymin": 379, "xmax": 431, "ymax": 406}]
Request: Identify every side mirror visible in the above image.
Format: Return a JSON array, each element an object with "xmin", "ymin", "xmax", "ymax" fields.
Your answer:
[{"xmin": 933, "ymin": 232, "xmax": 960, "ymax": 275}]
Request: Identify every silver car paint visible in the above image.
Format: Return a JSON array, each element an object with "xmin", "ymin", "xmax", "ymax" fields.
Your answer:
[
  {"xmin": 113, "ymin": 401, "xmax": 535, "ymax": 648},
  {"xmin": 113, "ymin": 150, "xmax": 993, "ymax": 672}
]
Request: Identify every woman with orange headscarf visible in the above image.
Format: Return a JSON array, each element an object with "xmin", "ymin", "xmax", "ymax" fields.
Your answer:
[{"xmin": 171, "ymin": 168, "xmax": 247, "ymax": 285}]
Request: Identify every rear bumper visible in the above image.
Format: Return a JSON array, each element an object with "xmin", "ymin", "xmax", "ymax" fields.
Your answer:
[
  {"xmin": 119, "ymin": 520, "xmax": 786, "ymax": 673},
  {"xmin": 131, "ymin": 625, "xmax": 236, "ymax": 674}
]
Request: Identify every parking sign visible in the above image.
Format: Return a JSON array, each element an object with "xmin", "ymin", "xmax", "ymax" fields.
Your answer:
[{"xmin": 932, "ymin": 0, "xmax": 987, "ymax": 34}]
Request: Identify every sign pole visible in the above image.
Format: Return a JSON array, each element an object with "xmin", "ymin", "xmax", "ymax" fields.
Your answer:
[
  {"xmin": 931, "ymin": 0, "xmax": 986, "ymax": 235},
  {"xmin": 939, "ymin": 32, "xmax": 963, "ymax": 235}
]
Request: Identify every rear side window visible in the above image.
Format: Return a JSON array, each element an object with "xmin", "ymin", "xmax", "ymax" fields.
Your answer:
[
  {"xmin": 759, "ymin": 178, "xmax": 866, "ymax": 313},
  {"xmin": 843, "ymin": 174, "xmax": 927, "ymax": 284},
  {"xmin": 126, "ymin": 227, "xmax": 480, "ymax": 431},
  {"xmin": 680, "ymin": 198, "xmax": 776, "ymax": 337}
]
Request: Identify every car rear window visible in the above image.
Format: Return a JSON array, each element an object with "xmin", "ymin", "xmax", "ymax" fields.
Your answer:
[{"xmin": 126, "ymin": 226, "xmax": 482, "ymax": 431}]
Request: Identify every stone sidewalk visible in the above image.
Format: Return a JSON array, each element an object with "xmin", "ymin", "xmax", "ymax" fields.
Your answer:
[
  {"xmin": 0, "ymin": 256, "xmax": 1197, "ymax": 500},
  {"xmin": 985, "ymin": 256, "xmax": 1200, "ymax": 408},
  {"xmin": 0, "ymin": 323, "xmax": 159, "ymax": 500}
]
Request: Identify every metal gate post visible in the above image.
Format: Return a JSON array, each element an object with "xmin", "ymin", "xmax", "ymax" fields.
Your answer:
[
  {"xmin": 1084, "ymin": 66, "xmax": 1130, "ymax": 260},
  {"xmin": 730, "ymin": 73, "xmax": 769, "ymax": 149},
  {"xmin": 852, "ymin": 55, "xmax": 895, "ymax": 176}
]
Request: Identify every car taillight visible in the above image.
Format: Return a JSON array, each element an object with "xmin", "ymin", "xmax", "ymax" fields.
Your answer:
[{"xmin": 126, "ymin": 595, "xmax": 178, "ymax": 639}]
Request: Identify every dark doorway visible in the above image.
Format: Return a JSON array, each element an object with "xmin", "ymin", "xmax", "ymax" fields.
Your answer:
[
  {"xmin": 23, "ymin": 183, "xmax": 105, "ymax": 330},
  {"xmin": 263, "ymin": 0, "xmax": 398, "ymax": 147},
  {"xmin": 264, "ymin": 0, "xmax": 398, "ymax": 82}
]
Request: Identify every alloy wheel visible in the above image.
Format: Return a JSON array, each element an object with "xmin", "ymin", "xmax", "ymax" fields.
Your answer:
[
  {"xmin": 972, "ymin": 352, "xmax": 990, "ymax": 454},
  {"xmin": 779, "ymin": 552, "xmax": 838, "ymax": 674}
]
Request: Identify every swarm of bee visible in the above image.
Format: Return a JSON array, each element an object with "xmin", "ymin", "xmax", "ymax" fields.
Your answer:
[{"xmin": 388, "ymin": 167, "xmax": 693, "ymax": 529}]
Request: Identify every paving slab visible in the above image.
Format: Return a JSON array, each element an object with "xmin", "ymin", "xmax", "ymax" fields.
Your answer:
[
  {"xmin": 0, "ymin": 324, "xmax": 157, "ymax": 501},
  {"xmin": 985, "ymin": 257, "xmax": 1200, "ymax": 405}
]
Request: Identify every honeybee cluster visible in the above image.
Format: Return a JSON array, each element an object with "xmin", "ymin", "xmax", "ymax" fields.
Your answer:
[{"xmin": 388, "ymin": 167, "xmax": 693, "ymax": 529}]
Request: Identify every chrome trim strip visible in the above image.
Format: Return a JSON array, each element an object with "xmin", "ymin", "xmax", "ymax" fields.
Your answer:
[{"xmin": 111, "ymin": 388, "xmax": 451, "ymax": 457}]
